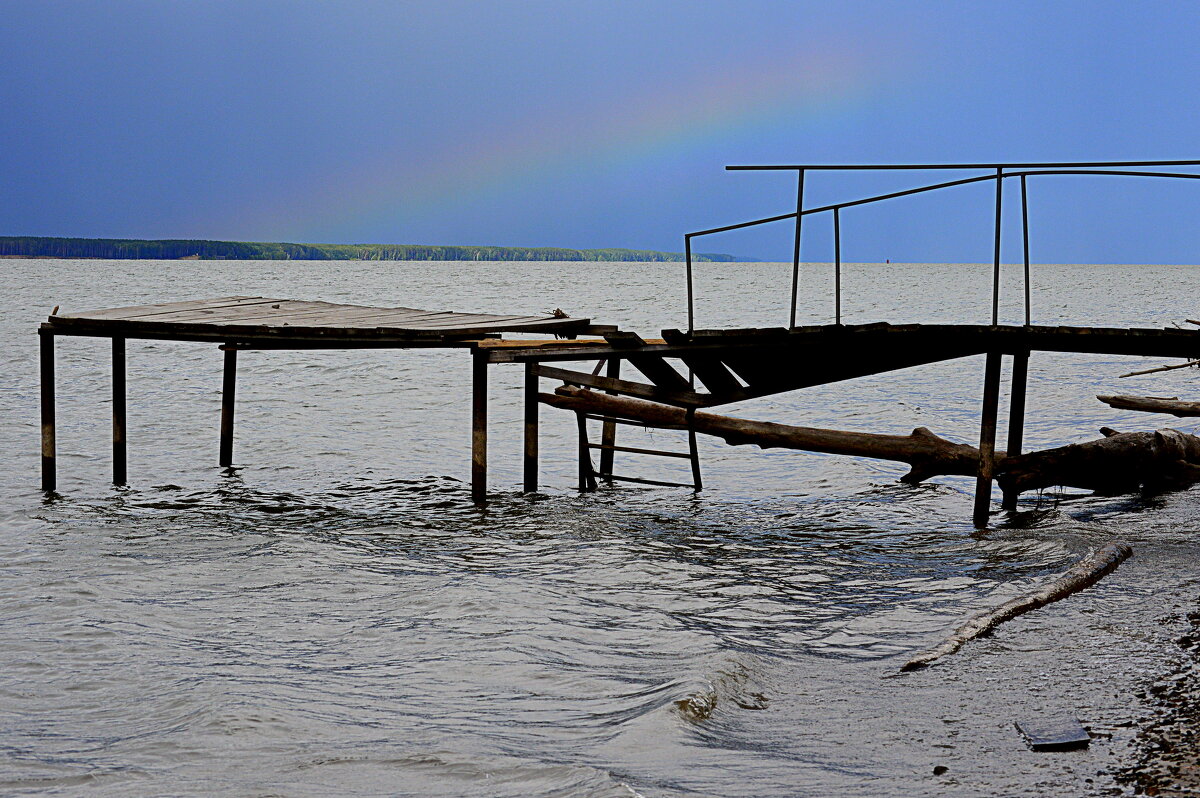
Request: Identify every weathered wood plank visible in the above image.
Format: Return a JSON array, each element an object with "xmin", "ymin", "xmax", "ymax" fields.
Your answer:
[
  {"xmin": 52, "ymin": 296, "xmax": 592, "ymax": 337},
  {"xmin": 604, "ymin": 332, "xmax": 692, "ymax": 392},
  {"xmin": 120, "ymin": 300, "xmax": 420, "ymax": 324},
  {"xmin": 51, "ymin": 313, "xmax": 592, "ymax": 339},
  {"xmin": 532, "ymin": 364, "xmax": 708, "ymax": 407},
  {"xmin": 136, "ymin": 303, "xmax": 453, "ymax": 325},
  {"xmin": 56, "ymin": 296, "xmax": 266, "ymax": 321},
  {"xmin": 661, "ymin": 329, "xmax": 744, "ymax": 395}
]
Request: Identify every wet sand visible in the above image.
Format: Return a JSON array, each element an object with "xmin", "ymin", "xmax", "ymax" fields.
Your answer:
[{"xmin": 1113, "ymin": 601, "xmax": 1200, "ymax": 796}]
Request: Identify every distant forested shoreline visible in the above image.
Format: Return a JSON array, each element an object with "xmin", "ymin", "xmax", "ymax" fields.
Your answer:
[{"xmin": 0, "ymin": 236, "xmax": 743, "ymax": 262}]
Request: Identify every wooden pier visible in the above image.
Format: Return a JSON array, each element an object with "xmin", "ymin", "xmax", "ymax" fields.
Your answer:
[{"xmin": 37, "ymin": 297, "xmax": 1200, "ymax": 526}]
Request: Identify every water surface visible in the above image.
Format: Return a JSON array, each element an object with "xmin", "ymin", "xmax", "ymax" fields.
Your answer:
[{"xmin": 2, "ymin": 259, "xmax": 1199, "ymax": 796}]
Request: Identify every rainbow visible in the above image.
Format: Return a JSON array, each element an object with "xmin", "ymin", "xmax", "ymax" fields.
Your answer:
[{"xmin": 218, "ymin": 42, "xmax": 898, "ymax": 242}]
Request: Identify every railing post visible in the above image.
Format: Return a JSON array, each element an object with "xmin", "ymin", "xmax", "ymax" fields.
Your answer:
[
  {"xmin": 992, "ymin": 167, "xmax": 1003, "ymax": 325},
  {"xmin": 833, "ymin": 207, "xmax": 842, "ymax": 325},
  {"xmin": 789, "ymin": 168, "xmax": 806, "ymax": 329},
  {"xmin": 1021, "ymin": 173, "xmax": 1031, "ymax": 326},
  {"xmin": 685, "ymin": 235, "xmax": 695, "ymax": 335}
]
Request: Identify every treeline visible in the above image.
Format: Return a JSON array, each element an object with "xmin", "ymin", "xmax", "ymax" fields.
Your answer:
[{"xmin": 0, "ymin": 236, "xmax": 742, "ymax": 262}]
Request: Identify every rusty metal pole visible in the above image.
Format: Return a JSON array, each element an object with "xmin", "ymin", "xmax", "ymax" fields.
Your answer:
[
  {"xmin": 789, "ymin": 169, "xmax": 806, "ymax": 329},
  {"xmin": 471, "ymin": 349, "xmax": 488, "ymax": 504},
  {"xmin": 991, "ymin": 167, "xmax": 1003, "ymax": 325},
  {"xmin": 1002, "ymin": 349, "xmax": 1030, "ymax": 511},
  {"xmin": 523, "ymin": 361, "xmax": 538, "ymax": 492},
  {"xmin": 40, "ymin": 329, "xmax": 56, "ymax": 492},
  {"xmin": 219, "ymin": 346, "xmax": 237, "ymax": 467},
  {"xmin": 973, "ymin": 351, "xmax": 1003, "ymax": 527},
  {"xmin": 112, "ymin": 337, "xmax": 126, "ymax": 484},
  {"xmin": 1021, "ymin": 173, "xmax": 1031, "ymax": 326},
  {"xmin": 833, "ymin": 206, "xmax": 842, "ymax": 326}
]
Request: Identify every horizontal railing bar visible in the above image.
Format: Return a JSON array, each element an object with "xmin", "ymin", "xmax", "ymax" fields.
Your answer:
[
  {"xmin": 687, "ymin": 168, "xmax": 1200, "ymax": 239},
  {"xmin": 727, "ymin": 159, "xmax": 1200, "ymax": 171},
  {"xmin": 686, "ymin": 211, "xmax": 799, "ymax": 239},
  {"xmin": 803, "ymin": 169, "xmax": 1200, "ymax": 216},
  {"xmin": 585, "ymin": 442, "xmax": 694, "ymax": 458}
]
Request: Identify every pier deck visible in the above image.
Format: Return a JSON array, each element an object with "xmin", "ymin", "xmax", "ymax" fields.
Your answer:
[
  {"xmin": 45, "ymin": 295, "xmax": 604, "ymax": 343},
  {"xmin": 483, "ymin": 322, "xmax": 1200, "ymax": 406}
]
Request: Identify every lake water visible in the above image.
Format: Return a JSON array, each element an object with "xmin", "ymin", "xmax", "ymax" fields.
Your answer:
[{"xmin": 2, "ymin": 259, "xmax": 1199, "ymax": 796}]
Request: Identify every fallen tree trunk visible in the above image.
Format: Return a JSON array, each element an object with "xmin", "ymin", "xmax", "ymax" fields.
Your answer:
[
  {"xmin": 1098, "ymin": 394, "xmax": 1200, "ymax": 417},
  {"xmin": 541, "ymin": 386, "xmax": 985, "ymax": 483},
  {"xmin": 996, "ymin": 428, "xmax": 1200, "ymax": 495},
  {"xmin": 543, "ymin": 386, "xmax": 1200, "ymax": 495},
  {"xmin": 900, "ymin": 542, "xmax": 1133, "ymax": 671}
]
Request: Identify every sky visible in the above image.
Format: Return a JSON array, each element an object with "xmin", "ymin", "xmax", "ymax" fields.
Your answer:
[{"xmin": 2, "ymin": 0, "xmax": 1199, "ymax": 262}]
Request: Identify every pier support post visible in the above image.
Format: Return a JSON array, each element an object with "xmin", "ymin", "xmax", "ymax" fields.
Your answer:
[
  {"xmin": 523, "ymin": 362, "xmax": 538, "ymax": 492},
  {"xmin": 471, "ymin": 349, "xmax": 488, "ymax": 504},
  {"xmin": 973, "ymin": 351, "xmax": 1003, "ymax": 527},
  {"xmin": 687, "ymin": 424, "xmax": 703, "ymax": 491},
  {"xmin": 219, "ymin": 346, "xmax": 237, "ymax": 467},
  {"xmin": 576, "ymin": 412, "xmax": 596, "ymax": 492},
  {"xmin": 113, "ymin": 337, "xmax": 126, "ymax": 484},
  {"xmin": 1002, "ymin": 349, "xmax": 1030, "ymax": 511},
  {"xmin": 598, "ymin": 357, "xmax": 620, "ymax": 478},
  {"xmin": 40, "ymin": 329, "xmax": 56, "ymax": 492}
]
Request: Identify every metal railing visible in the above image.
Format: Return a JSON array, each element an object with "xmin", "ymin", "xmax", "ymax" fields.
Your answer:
[{"xmin": 683, "ymin": 160, "xmax": 1200, "ymax": 333}]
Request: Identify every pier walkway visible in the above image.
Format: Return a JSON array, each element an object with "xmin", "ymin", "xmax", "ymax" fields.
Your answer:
[{"xmin": 39, "ymin": 302, "xmax": 1200, "ymax": 526}]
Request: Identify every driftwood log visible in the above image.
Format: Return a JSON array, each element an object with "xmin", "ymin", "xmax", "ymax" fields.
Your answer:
[
  {"xmin": 543, "ymin": 386, "xmax": 1200, "ymax": 496},
  {"xmin": 1118, "ymin": 360, "xmax": 1200, "ymax": 378},
  {"xmin": 1098, "ymin": 394, "xmax": 1200, "ymax": 417},
  {"xmin": 900, "ymin": 542, "xmax": 1133, "ymax": 671}
]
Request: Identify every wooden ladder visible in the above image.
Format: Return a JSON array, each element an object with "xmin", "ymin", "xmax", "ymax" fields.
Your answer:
[{"xmin": 571, "ymin": 356, "xmax": 703, "ymax": 492}]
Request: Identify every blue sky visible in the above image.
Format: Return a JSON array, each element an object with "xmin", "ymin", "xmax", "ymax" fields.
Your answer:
[{"xmin": 2, "ymin": 0, "xmax": 1198, "ymax": 262}]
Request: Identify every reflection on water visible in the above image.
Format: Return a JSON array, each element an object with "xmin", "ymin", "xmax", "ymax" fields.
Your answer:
[{"xmin": 2, "ymin": 260, "xmax": 1199, "ymax": 795}]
